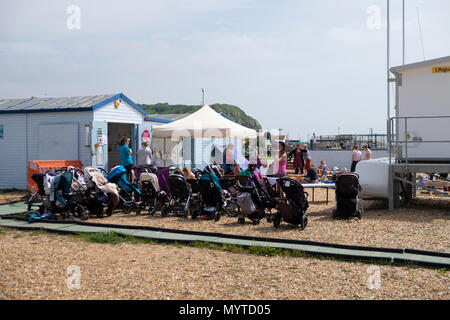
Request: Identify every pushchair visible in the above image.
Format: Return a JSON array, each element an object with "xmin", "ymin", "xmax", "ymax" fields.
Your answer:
[
  {"xmin": 272, "ymin": 177, "xmax": 309, "ymax": 229},
  {"xmin": 136, "ymin": 166, "xmax": 168, "ymax": 215},
  {"xmin": 219, "ymin": 176, "xmax": 240, "ymax": 218},
  {"xmin": 196, "ymin": 165, "xmax": 225, "ymax": 221},
  {"xmin": 235, "ymin": 166, "xmax": 278, "ymax": 225},
  {"xmin": 332, "ymin": 172, "xmax": 363, "ymax": 219},
  {"xmin": 163, "ymin": 172, "xmax": 197, "ymax": 217},
  {"xmin": 107, "ymin": 165, "xmax": 141, "ymax": 214},
  {"xmin": 26, "ymin": 171, "xmax": 82, "ymax": 222},
  {"xmin": 82, "ymin": 166, "xmax": 119, "ymax": 217}
]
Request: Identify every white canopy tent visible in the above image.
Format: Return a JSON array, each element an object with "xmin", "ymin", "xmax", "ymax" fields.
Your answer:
[
  {"xmin": 152, "ymin": 105, "xmax": 257, "ymax": 139},
  {"xmin": 150, "ymin": 105, "xmax": 257, "ymax": 168}
]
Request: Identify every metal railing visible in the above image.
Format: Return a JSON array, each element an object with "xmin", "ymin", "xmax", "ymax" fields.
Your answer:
[
  {"xmin": 310, "ymin": 134, "xmax": 388, "ymax": 150},
  {"xmin": 388, "ymin": 115, "xmax": 450, "ymax": 166}
]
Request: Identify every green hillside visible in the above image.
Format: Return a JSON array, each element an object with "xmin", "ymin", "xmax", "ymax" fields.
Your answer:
[{"xmin": 139, "ymin": 102, "xmax": 262, "ymax": 130}]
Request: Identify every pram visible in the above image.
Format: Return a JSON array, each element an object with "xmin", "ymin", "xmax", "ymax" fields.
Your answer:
[
  {"xmin": 83, "ymin": 167, "xmax": 119, "ymax": 217},
  {"xmin": 107, "ymin": 165, "xmax": 141, "ymax": 214},
  {"xmin": 26, "ymin": 171, "xmax": 82, "ymax": 222},
  {"xmin": 163, "ymin": 172, "xmax": 198, "ymax": 217},
  {"xmin": 332, "ymin": 172, "xmax": 363, "ymax": 219},
  {"xmin": 235, "ymin": 166, "xmax": 278, "ymax": 225},
  {"xmin": 136, "ymin": 165, "xmax": 168, "ymax": 215},
  {"xmin": 219, "ymin": 176, "xmax": 240, "ymax": 217},
  {"xmin": 272, "ymin": 177, "xmax": 309, "ymax": 229},
  {"xmin": 196, "ymin": 166, "xmax": 225, "ymax": 221}
]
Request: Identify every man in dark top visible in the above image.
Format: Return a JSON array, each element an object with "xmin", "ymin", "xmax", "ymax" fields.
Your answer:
[{"xmin": 303, "ymin": 167, "xmax": 318, "ymax": 184}]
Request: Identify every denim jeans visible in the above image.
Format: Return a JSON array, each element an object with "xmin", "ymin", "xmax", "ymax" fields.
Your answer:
[{"xmin": 351, "ymin": 161, "xmax": 359, "ymax": 172}]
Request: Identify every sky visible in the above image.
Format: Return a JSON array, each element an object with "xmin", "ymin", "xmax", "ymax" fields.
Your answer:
[{"xmin": 1, "ymin": 0, "xmax": 449, "ymax": 140}]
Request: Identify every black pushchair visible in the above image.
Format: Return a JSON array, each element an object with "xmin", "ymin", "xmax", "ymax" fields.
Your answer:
[
  {"xmin": 272, "ymin": 177, "xmax": 309, "ymax": 229},
  {"xmin": 137, "ymin": 166, "xmax": 168, "ymax": 215},
  {"xmin": 235, "ymin": 168, "xmax": 278, "ymax": 225},
  {"xmin": 332, "ymin": 172, "xmax": 363, "ymax": 219},
  {"xmin": 196, "ymin": 170, "xmax": 225, "ymax": 221},
  {"xmin": 163, "ymin": 172, "xmax": 197, "ymax": 217}
]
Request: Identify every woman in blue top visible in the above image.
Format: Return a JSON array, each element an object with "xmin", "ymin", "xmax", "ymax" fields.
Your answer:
[{"xmin": 118, "ymin": 136, "xmax": 134, "ymax": 182}]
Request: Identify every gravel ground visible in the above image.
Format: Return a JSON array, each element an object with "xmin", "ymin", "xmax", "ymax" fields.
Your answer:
[
  {"xmin": 0, "ymin": 227, "xmax": 448, "ymax": 300},
  {"xmin": 89, "ymin": 190, "xmax": 450, "ymax": 253},
  {"xmin": 1, "ymin": 190, "xmax": 449, "ymax": 253}
]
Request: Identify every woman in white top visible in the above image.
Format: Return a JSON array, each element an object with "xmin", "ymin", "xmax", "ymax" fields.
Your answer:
[
  {"xmin": 351, "ymin": 145, "xmax": 362, "ymax": 172},
  {"xmin": 362, "ymin": 144, "xmax": 372, "ymax": 160},
  {"xmin": 137, "ymin": 140, "xmax": 153, "ymax": 166}
]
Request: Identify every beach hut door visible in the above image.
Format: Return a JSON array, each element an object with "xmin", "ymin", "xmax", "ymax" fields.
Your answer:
[
  {"xmin": 91, "ymin": 121, "xmax": 108, "ymax": 170},
  {"xmin": 133, "ymin": 123, "xmax": 153, "ymax": 163}
]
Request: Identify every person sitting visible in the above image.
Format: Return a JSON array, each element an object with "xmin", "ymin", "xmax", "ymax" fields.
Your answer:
[
  {"xmin": 182, "ymin": 167, "xmax": 196, "ymax": 180},
  {"xmin": 239, "ymin": 164, "xmax": 262, "ymax": 184},
  {"xmin": 233, "ymin": 163, "xmax": 241, "ymax": 176},
  {"xmin": 318, "ymin": 160, "xmax": 329, "ymax": 176},
  {"xmin": 303, "ymin": 167, "xmax": 318, "ymax": 184}
]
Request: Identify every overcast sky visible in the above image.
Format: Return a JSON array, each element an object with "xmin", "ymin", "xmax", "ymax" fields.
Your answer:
[{"xmin": 1, "ymin": 0, "xmax": 449, "ymax": 139}]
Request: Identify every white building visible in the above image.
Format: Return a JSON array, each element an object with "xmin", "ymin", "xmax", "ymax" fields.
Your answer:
[
  {"xmin": 0, "ymin": 93, "xmax": 151, "ymax": 189},
  {"xmin": 390, "ymin": 55, "xmax": 450, "ymax": 162}
]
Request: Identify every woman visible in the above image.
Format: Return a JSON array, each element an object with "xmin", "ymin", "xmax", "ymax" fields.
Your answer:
[
  {"xmin": 273, "ymin": 141, "xmax": 287, "ymax": 178},
  {"xmin": 288, "ymin": 144, "xmax": 304, "ymax": 174},
  {"xmin": 222, "ymin": 143, "xmax": 235, "ymax": 174},
  {"xmin": 351, "ymin": 145, "xmax": 362, "ymax": 172},
  {"xmin": 362, "ymin": 144, "xmax": 372, "ymax": 160},
  {"xmin": 302, "ymin": 144, "xmax": 312, "ymax": 171},
  {"xmin": 118, "ymin": 136, "xmax": 134, "ymax": 182},
  {"xmin": 182, "ymin": 167, "xmax": 195, "ymax": 180},
  {"xmin": 137, "ymin": 140, "xmax": 152, "ymax": 166}
]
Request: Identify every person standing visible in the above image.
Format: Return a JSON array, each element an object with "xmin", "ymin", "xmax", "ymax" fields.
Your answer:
[
  {"xmin": 288, "ymin": 144, "xmax": 304, "ymax": 174},
  {"xmin": 351, "ymin": 145, "xmax": 362, "ymax": 172},
  {"xmin": 274, "ymin": 141, "xmax": 287, "ymax": 178},
  {"xmin": 222, "ymin": 142, "xmax": 235, "ymax": 174},
  {"xmin": 362, "ymin": 144, "xmax": 372, "ymax": 160},
  {"xmin": 302, "ymin": 144, "xmax": 312, "ymax": 171},
  {"xmin": 118, "ymin": 136, "xmax": 134, "ymax": 182},
  {"xmin": 137, "ymin": 140, "xmax": 152, "ymax": 166}
]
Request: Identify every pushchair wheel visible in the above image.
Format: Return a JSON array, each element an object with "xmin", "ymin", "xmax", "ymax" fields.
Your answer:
[
  {"xmin": 136, "ymin": 208, "xmax": 141, "ymax": 216},
  {"xmin": 149, "ymin": 208, "xmax": 156, "ymax": 216},
  {"xmin": 266, "ymin": 215, "xmax": 272, "ymax": 223},
  {"xmin": 331, "ymin": 209, "xmax": 337, "ymax": 219},
  {"xmin": 161, "ymin": 206, "xmax": 168, "ymax": 217},
  {"xmin": 273, "ymin": 214, "xmax": 281, "ymax": 228},
  {"xmin": 106, "ymin": 206, "xmax": 114, "ymax": 216},
  {"xmin": 238, "ymin": 217, "xmax": 245, "ymax": 224},
  {"xmin": 225, "ymin": 200, "xmax": 240, "ymax": 217},
  {"xmin": 191, "ymin": 210, "xmax": 199, "ymax": 220},
  {"xmin": 301, "ymin": 216, "xmax": 308, "ymax": 230},
  {"xmin": 122, "ymin": 204, "xmax": 132, "ymax": 214},
  {"xmin": 252, "ymin": 219, "xmax": 260, "ymax": 225},
  {"xmin": 214, "ymin": 211, "xmax": 221, "ymax": 222},
  {"xmin": 80, "ymin": 213, "xmax": 89, "ymax": 221}
]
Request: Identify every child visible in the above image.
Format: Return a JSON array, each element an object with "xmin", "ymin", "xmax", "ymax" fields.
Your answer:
[
  {"xmin": 303, "ymin": 167, "xmax": 318, "ymax": 184},
  {"xmin": 318, "ymin": 160, "xmax": 329, "ymax": 176}
]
